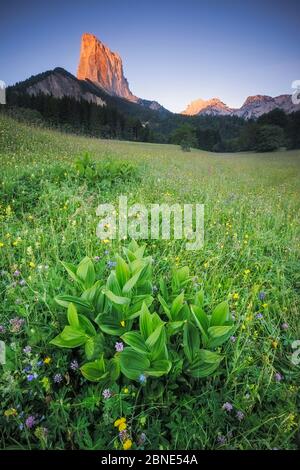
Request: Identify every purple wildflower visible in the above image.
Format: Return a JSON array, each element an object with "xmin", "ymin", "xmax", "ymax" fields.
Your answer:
[
  {"xmin": 53, "ymin": 373, "xmax": 63, "ymax": 384},
  {"xmin": 9, "ymin": 317, "xmax": 25, "ymax": 333},
  {"xmin": 139, "ymin": 374, "xmax": 147, "ymax": 384},
  {"xmin": 230, "ymin": 336, "xmax": 236, "ymax": 343},
  {"xmin": 102, "ymin": 388, "xmax": 111, "ymax": 399},
  {"xmin": 0, "ymin": 325, "xmax": 6, "ymax": 334},
  {"xmin": 13, "ymin": 270, "xmax": 21, "ymax": 277},
  {"xmin": 94, "ymin": 256, "xmax": 100, "ymax": 262},
  {"xmin": 275, "ymin": 372, "xmax": 283, "ymax": 382},
  {"xmin": 256, "ymin": 313, "xmax": 263, "ymax": 320},
  {"xmin": 23, "ymin": 346, "xmax": 32, "ymax": 354},
  {"xmin": 70, "ymin": 359, "xmax": 79, "ymax": 371},
  {"xmin": 19, "ymin": 279, "xmax": 26, "ymax": 286},
  {"xmin": 27, "ymin": 373, "xmax": 38, "ymax": 381},
  {"xmin": 119, "ymin": 429, "xmax": 128, "ymax": 441},
  {"xmin": 222, "ymin": 402, "xmax": 233, "ymax": 412},
  {"xmin": 25, "ymin": 416, "xmax": 36, "ymax": 429},
  {"xmin": 281, "ymin": 322, "xmax": 289, "ymax": 330},
  {"xmin": 217, "ymin": 435, "xmax": 227, "ymax": 445},
  {"xmin": 107, "ymin": 260, "xmax": 117, "ymax": 269},
  {"xmin": 236, "ymin": 411, "xmax": 245, "ymax": 421},
  {"xmin": 138, "ymin": 432, "xmax": 146, "ymax": 445},
  {"xmin": 115, "ymin": 341, "xmax": 124, "ymax": 352},
  {"xmin": 259, "ymin": 291, "xmax": 266, "ymax": 301}
]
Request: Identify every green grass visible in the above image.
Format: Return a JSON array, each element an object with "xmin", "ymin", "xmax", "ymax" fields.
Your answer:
[{"xmin": 0, "ymin": 114, "xmax": 299, "ymax": 450}]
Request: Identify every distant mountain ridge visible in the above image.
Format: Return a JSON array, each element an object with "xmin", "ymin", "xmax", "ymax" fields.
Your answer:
[
  {"xmin": 182, "ymin": 94, "xmax": 300, "ymax": 118},
  {"xmin": 8, "ymin": 32, "xmax": 300, "ymax": 121}
]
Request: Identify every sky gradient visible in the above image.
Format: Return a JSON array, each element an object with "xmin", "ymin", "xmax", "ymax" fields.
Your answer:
[{"xmin": 0, "ymin": 0, "xmax": 299, "ymax": 112}]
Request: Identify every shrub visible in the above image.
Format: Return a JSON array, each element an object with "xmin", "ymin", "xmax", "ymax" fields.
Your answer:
[
  {"xmin": 51, "ymin": 241, "xmax": 234, "ymax": 386},
  {"xmin": 255, "ymin": 125, "xmax": 285, "ymax": 152},
  {"xmin": 74, "ymin": 152, "xmax": 139, "ymax": 185}
]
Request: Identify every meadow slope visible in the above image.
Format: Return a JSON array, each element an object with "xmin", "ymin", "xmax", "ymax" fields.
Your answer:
[{"xmin": 0, "ymin": 114, "xmax": 299, "ymax": 450}]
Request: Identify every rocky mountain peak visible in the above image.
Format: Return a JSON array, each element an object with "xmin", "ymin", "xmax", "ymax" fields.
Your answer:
[{"xmin": 77, "ymin": 33, "xmax": 137, "ymax": 102}]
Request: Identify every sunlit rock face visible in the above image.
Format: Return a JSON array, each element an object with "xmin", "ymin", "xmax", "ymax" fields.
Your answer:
[
  {"xmin": 182, "ymin": 98, "xmax": 233, "ymax": 116},
  {"xmin": 77, "ymin": 33, "xmax": 138, "ymax": 102},
  {"xmin": 182, "ymin": 95, "xmax": 300, "ymax": 119}
]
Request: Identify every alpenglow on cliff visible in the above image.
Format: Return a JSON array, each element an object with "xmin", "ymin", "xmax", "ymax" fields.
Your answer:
[{"xmin": 77, "ymin": 33, "xmax": 137, "ymax": 101}]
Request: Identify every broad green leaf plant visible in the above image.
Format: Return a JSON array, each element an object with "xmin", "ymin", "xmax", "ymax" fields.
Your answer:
[{"xmin": 51, "ymin": 240, "xmax": 234, "ymax": 386}]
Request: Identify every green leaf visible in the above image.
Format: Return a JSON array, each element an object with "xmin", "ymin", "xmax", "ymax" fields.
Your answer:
[
  {"xmin": 158, "ymin": 294, "xmax": 171, "ymax": 320},
  {"xmin": 210, "ymin": 301, "xmax": 229, "ymax": 326},
  {"xmin": 95, "ymin": 312, "xmax": 130, "ymax": 336},
  {"xmin": 188, "ymin": 350, "xmax": 223, "ymax": 378},
  {"xmin": 119, "ymin": 348, "xmax": 150, "ymax": 380},
  {"xmin": 78, "ymin": 315, "xmax": 97, "ymax": 336},
  {"xmin": 104, "ymin": 289, "xmax": 131, "ymax": 306},
  {"xmin": 139, "ymin": 302, "xmax": 153, "ymax": 340},
  {"xmin": 115, "ymin": 255, "xmax": 130, "ymax": 288},
  {"xmin": 80, "ymin": 358, "xmax": 109, "ymax": 382},
  {"xmin": 55, "ymin": 295, "xmax": 92, "ymax": 314},
  {"xmin": 85, "ymin": 337, "xmax": 95, "ymax": 359},
  {"xmin": 122, "ymin": 269, "xmax": 143, "ymax": 294},
  {"xmin": 171, "ymin": 292, "xmax": 185, "ymax": 320},
  {"xmin": 191, "ymin": 304, "xmax": 209, "ymax": 343},
  {"xmin": 146, "ymin": 359, "xmax": 172, "ymax": 377},
  {"xmin": 61, "ymin": 261, "xmax": 83, "ymax": 288},
  {"xmin": 167, "ymin": 321, "xmax": 185, "ymax": 335},
  {"xmin": 121, "ymin": 331, "xmax": 148, "ymax": 353},
  {"xmin": 207, "ymin": 325, "xmax": 234, "ymax": 348},
  {"xmin": 67, "ymin": 303, "xmax": 79, "ymax": 328},
  {"xmin": 183, "ymin": 321, "xmax": 200, "ymax": 363},
  {"xmin": 50, "ymin": 326, "xmax": 88, "ymax": 348},
  {"xmin": 76, "ymin": 257, "xmax": 95, "ymax": 289},
  {"xmin": 146, "ymin": 325, "xmax": 166, "ymax": 361},
  {"xmin": 194, "ymin": 290, "xmax": 204, "ymax": 308},
  {"xmin": 106, "ymin": 271, "xmax": 122, "ymax": 296}
]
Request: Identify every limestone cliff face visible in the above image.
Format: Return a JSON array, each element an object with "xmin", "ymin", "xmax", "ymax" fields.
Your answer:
[{"xmin": 77, "ymin": 33, "xmax": 137, "ymax": 101}]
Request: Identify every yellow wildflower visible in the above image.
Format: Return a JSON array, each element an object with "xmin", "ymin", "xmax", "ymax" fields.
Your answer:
[
  {"xmin": 232, "ymin": 293, "xmax": 239, "ymax": 300},
  {"xmin": 123, "ymin": 439, "xmax": 132, "ymax": 450},
  {"xmin": 262, "ymin": 303, "xmax": 268, "ymax": 309},
  {"xmin": 102, "ymin": 239, "xmax": 110, "ymax": 244},
  {"xmin": 244, "ymin": 269, "xmax": 250, "ymax": 275},
  {"xmin": 114, "ymin": 417, "xmax": 126, "ymax": 428},
  {"xmin": 29, "ymin": 261, "xmax": 36, "ymax": 268},
  {"xmin": 118, "ymin": 422, "xmax": 127, "ymax": 431},
  {"xmin": 123, "ymin": 387, "xmax": 129, "ymax": 394},
  {"xmin": 4, "ymin": 408, "xmax": 17, "ymax": 417},
  {"xmin": 120, "ymin": 320, "xmax": 125, "ymax": 327},
  {"xmin": 43, "ymin": 357, "xmax": 51, "ymax": 364},
  {"xmin": 271, "ymin": 340, "xmax": 278, "ymax": 349},
  {"xmin": 0, "ymin": 242, "xmax": 4, "ymax": 248}
]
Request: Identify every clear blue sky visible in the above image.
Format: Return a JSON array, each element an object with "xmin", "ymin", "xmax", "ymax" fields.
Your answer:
[{"xmin": 0, "ymin": 0, "xmax": 299, "ymax": 112}]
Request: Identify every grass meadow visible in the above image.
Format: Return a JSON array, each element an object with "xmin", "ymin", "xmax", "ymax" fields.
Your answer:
[{"xmin": 0, "ymin": 114, "xmax": 300, "ymax": 450}]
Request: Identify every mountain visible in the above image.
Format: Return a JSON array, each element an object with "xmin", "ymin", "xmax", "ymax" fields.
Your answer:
[
  {"xmin": 77, "ymin": 33, "xmax": 165, "ymax": 112},
  {"xmin": 182, "ymin": 94, "xmax": 300, "ymax": 119},
  {"xmin": 77, "ymin": 33, "xmax": 136, "ymax": 101},
  {"xmin": 235, "ymin": 95, "xmax": 300, "ymax": 119},
  {"xmin": 182, "ymin": 98, "xmax": 233, "ymax": 116},
  {"xmin": 18, "ymin": 67, "xmax": 106, "ymax": 106}
]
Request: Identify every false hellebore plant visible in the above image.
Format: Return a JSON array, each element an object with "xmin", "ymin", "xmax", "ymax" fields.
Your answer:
[{"xmin": 51, "ymin": 241, "xmax": 234, "ymax": 385}]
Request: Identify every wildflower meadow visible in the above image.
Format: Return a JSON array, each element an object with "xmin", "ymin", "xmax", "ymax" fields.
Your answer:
[{"xmin": 0, "ymin": 114, "xmax": 299, "ymax": 450}]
